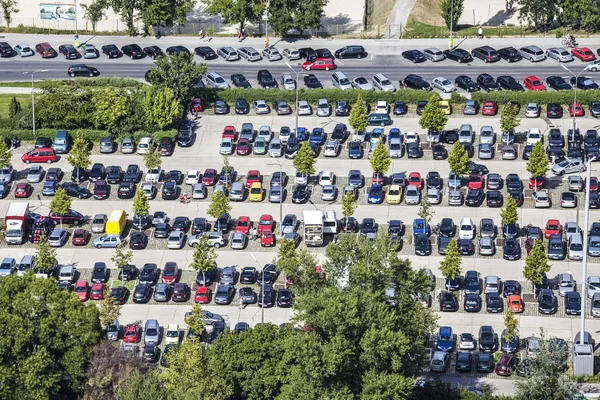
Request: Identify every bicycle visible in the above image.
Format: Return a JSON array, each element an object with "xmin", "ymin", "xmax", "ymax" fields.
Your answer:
[{"xmin": 561, "ymin": 38, "xmax": 577, "ymax": 48}]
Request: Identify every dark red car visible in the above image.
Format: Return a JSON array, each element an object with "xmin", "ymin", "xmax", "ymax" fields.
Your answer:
[
  {"xmin": 569, "ymin": 102, "xmax": 584, "ymax": 117},
  {"xmin": 482, "ymin": 101, "xmax": 498, "ymax": 116},
  {"xmin": 236, "ymin": 138, "xmax": 251, "ymax": 155},
  {"xmin": 257, "ymin": 214, "xmax": 274, "ymax": 234},
  {"xmin": 89, "ymin": 283, "xmax": 105, "ymax": 300},
  {"xmin": 158, "ymin": 137, "xmax": 174, "ymax": 156},
  {"xmin": 588, "ymin": 177, "xmax": 599, "ymax": 192},
  {"xmin": 172, "ymin": 283, "xmax": 189, "ymax": 302},
  {"xmin": 202, "ymin": 168, "xmax": 218, "ymax": 186},
  {"xmin": 93, "ymin": 180, "xmax": 110, "ymax": 200},
  {"xmin": 190, "ymin": 97, "xmax": 204, "ymax": 113},
  {"xmin": 495, "ymin": 354, "xmax": 517, "ymax": 376},
  {"xmin": 48, "ymin": 210, "xmax": 84, "ymax": 225},
  {"xmin": 162, "ymin": 262, "xmax": 179, "ymax": 284},
  {"xmin": 71, "ymin": 229, "xmax": 90, "ymax": 246},
  {"xmin": 14, "ymin": 182, "xmax": 32, "ymax": 198},
  {"xmin": 371, "ymin": 172, "xmax": 385, "ymax": 185},
  {"xmin": 35, "ymin": 42, "xmax": 57, "ymax": 58},
  {"xmin": 222, "ymin": 125, "xmax": 236, "ymax": 140}
]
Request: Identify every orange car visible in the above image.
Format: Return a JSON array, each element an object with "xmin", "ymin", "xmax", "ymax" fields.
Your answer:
[{"xmin": 507, "ymin": 294, "xmax": 523, "ymax": 313}]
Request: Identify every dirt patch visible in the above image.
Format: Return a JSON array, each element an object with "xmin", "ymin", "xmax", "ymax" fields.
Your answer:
[
  {"xmin": 408, "ymin": 0, "xmax": 446, "ymax": 26},
  {"xmin": 367, "ymin": 0, "xmax": 398, "ymax": 27}
]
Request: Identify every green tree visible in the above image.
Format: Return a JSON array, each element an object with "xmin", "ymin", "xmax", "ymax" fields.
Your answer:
[
  {"xmin": 8, "ymin": 96, "xmax": 21, "ymax": 118},
  {"xmin": 439, "ymin": 239, "xmax": 461, "ymax": 279},
  {"xmin": 139, "ymin": 0, "xmax": 194, "ymax": 34},
  {"xmin": 132, "ymin": 188, "xmax": 150, "ymax": 218},
  {"xmin": 561, "ymin": 0, "xmax": 600, "ymax": 31},
  {"xmin": 515, "ymin": 329, "xmax": 577, "ymax": 399},
  {"xmin": 141, "ymin": 86, "xmax": 181, "ymax": 130},
  {"xmin": 341, "ymin": 189, "xmax": 357, "ymax": 218},
  {"xmin": 523, "ymin": 238, "xmax": 551, "ymax": 286},
  {"xmin": 0, "ymin": 136, "xmax": 10, "ymax": 168},
  {"xmin": 162, "ymin": 339, "xmax": 211, "ymax": 398},
  {"xmin": 189, "ymin": 234, "xmax": 217, "ymax": 284},
  {"xmin": 276, "ymin": 238, "xmax": 301, "ymax": 278},
  {"xmin": 81, "ymin": 0, "xmax": 107, "ymax": 31},
  {"xmin": 142, "ymin": 146, "xmax": 162, "ymax": 171},
  {"xmin": 202, "ymin": 0, "xmax": 265, "ymax": 30},
  {"xmin": 35, "ymin": 233, "xmax": 56, "ymax": 272},
  {"xmin": 98, "ymin": 295, "xmax": 121, "ymax": 327},
  {"xmin": 503, "ymin": 308, "xmax": 519, "ymax": 344},
  {"xmin": 447, "ymin": 142, "xmax": 470, "ymax": 175},
  {"xmin": 111, "ymin": 243, "xmax": 133, "ymax": 280},
  {"xmin": 0, "ymin": 274, "xmax": 101, "ymax": 399},
  {"xmin": 268, "ymin": 0, "xmax": 327, "ymax": 35},
  {"xmin": 499, "ymin": 194, "xmax": 518, "ymax": 225},
  {"xmin": 526, "ymin": 141, "xmax": 549, "ymax": 179},
  {"xmin": 0, "ymin": 0, "xmax": 18, "ymax": 28},
  {"xmin": 348, "ymin": 94, "xmax": 368, "ymax": 133},
  {"xmin": 109, "ymin": 0, "xmax": 141, "ymax": 35},
  {"xmin": 147, "ymin": 52, "xmax": 207, "ymax": 102},
  {"xmin": 207, "ymin": 190, "xmax": 231, "ymax": 219},
  {"xmin": 91, "ymin": 87, "xmax": 129, "ymax": 133},
  {"xmin": 439, "ymin": 0, "xmax": 463, "ymax": 31},
  {"xmin": 418, "ymin": 194, "xmax": 435, "ymax": 225},
  {"xmin": 50, "ymin": 188, "xmax": 72, "ymax": 227},
  {"xmin": 370, "ymin": 140, "xmax": 390, "ymax": 178},
  {"xmin": 499, "ymin": 103, "xmax": 520, "ymax": 133},
  {"xmin": 66, "ymin": 132, "xmax": 91, "ymax": 182},
  {"xmin": 516, "ymin": 0, "xmax": 560, "ymax": 30},
  {"xmin": 185, "ymin": 303, "xmax": 205, "ymax": 338},
  {"xmin": 118, "ymin": 370, "xmax": 167, "ymax": 400},
  {"xmin": 293, "ymin": 141, "xmax": 316, "ymax": 177},
  {"xmin": 419, "ymin": 92, "xmax": 448, "ymax": 132}
]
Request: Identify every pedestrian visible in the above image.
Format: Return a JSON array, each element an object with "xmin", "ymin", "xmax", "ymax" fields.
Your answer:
[
  {"xmin": 505, "ymin": 0, "xmax": 509, "ymax": 10},
  {"xmin": 237, "ymin": 30, "xmax": 241, "ymax": 41},
  {"xmin": 264, "ymin": 37, "xmax": 269, "ymax": 49},
  {"xmin": 477, "ymin": 26, "xmax": 483, "ymax": 39},
  {"xmin": 199, "ymin": 28, "xmax": 205, "ymax": 38}
]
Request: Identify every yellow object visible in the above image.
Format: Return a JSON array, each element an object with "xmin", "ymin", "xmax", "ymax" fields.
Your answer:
[
  {"xmin": 264, "ymin": 37, "xmax": 269, "ymax": 49},
  {"xmin": 448, "ymin": 37, "xmax": 453, "ymax": 50},
  {"xmin": 386, "ymin": 185, "xmax": 402, "ymax": 204},
  {"xmin": 439, "ymin": 100, "xmax": 452, "ymax": 115},
  {"xmin": 248, "ymin": 182, "xmax": 263, "ymax": 202},
  {"xmin": 105, "ymin": 210, "xmax": 127, "ymax": 235}
]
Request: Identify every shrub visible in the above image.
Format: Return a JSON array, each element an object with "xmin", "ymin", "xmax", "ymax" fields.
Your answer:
[
  {"xmin": 471, "ymin": 89, "xmax": 598, "ymax": 105},
  {"xmin": 0, "ymin": 128, "xmax": 109, "ymax": 142}
]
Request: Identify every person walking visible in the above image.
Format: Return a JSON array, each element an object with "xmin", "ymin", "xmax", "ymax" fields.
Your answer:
[{"xmin": 477, "ymin": 26, "xmax": 483, "ymax": 39}]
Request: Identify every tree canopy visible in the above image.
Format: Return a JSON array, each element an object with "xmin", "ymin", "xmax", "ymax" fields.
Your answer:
[{"xmin": 146, "ymin": 52, "xmax": 207, "ymax": 102}]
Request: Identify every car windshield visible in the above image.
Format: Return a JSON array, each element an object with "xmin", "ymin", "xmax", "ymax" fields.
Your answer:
[{"xmin": 481, "ymin": 333, "xmax": 493, "ymax": 341}]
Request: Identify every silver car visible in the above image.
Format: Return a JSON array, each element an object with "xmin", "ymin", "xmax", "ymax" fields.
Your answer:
[
  {"xmin": 317, "ymin": 99, "xmax": 331, "ymax": 116},
  {"xmin": 144, "ymin": 319, "xmax": 160, "ymax": 345},
  {"xmin": 589, "ymin": 238, "xmax": 600, "ymax": 258},
  {"xmin": 552, "ymin": 158, "xmax": 586, "ymax": 175},
  {"xmin": 27, "ymin": 165, "xmax": 44, "ymax": 182},
  {"xmin": 48, "ymin": 228, "xmax": 68, "ymax": 247},
  {"xmin": 432, "ymin": 76, "xmax": 455, "ymax": 92},
  {"xmin": 221, "ymin": 266, "xmax": 236, "ymax": 285},
  {"xmin": 107, "ymin": 320, "xmax": 120, "ymax": 341},
  {"xmin": 587, "ymin": 275, "xmax": 600, "ymax": 297},
  {"xmin": 532, "ymin": 189, "xmax": 551, "ymax": 208},
  {"xmin": 388, "ymin": 138, "xmax": 403, "ymax": 158},
  {"xmin": 93, "ymin": 234, "xmax": 123, "ymax": 248},
  {"xmin": 0, "ymin": 165, "xmax": 13, "ymax": 183},
  {"xmin": 404, "ymin": 185, "xmax": 420, "ymax": 205},
  {"xmin": 188, "ymin": 231, "xmax": 225, "ymax": 248},
  {"xmin": 557, "ymin": 272, "xmax": 576, "ymax": 296},
  {"xmin": 568, "ymin": 175, "xmax": 584, "ymax": 191},
  {"xmin": 206, "ymin": 71, "xmax": 230, "ymax": 89},
  {"xmin": 297, "ymin": 100, "xmax": 312, "ymax": 115},
  {"xmin": 565, "ymin": 222, "xmax": 580, "ymax": 242},
  {"xmin": 546, "ymin": 47, "xmax": 573, "ymax": 62},
  {"xmin": 525, "ymin": 103, "xmax": 540, "ymax": 118},
  {"xmin": 268, "ymin": 138, "xmax": 283, "ymax": 157},
  {"xmin": 219, "ymin": 138, "xmax": 234, "ymax": 155},
  {"xmin": 480, "ymin": 126, "xmax": 495, "ymax": 145},
  {"xmin": 352, "ymin": 77, "xmax": 373, "ymax": 90},
  {"xmin": 323, "ymin": 140, "xmax": 340, "ymax": 157},
  {"xmin": 269, "ymin": 185, "xmax": 283, "ymax": 203},
  {"xmin": 229, "ymin": 182, "xmax": 245, "ymax": 201},
  {"xmin": 427, "ymin": 188, "xmax": 441, "ymax": 204},
  {"xmin": 121, "ymin": 138, "xmax": 135, "ymax": 153},
  {"xmin": 478, "ymin": 143, "xmax": 494, "ymax": 159},
  {"xmin": 484, "ymin": 275, "xmax": 501, "ymax": 294},
  {"xmin": 167, "ymin": 231, "xmax": 185, "ymax": 249},
  {"xmin": 262, "ymin": 47, "xmax": 282, "ymax": 61},
  {"xmin": 230, "ymin": 232, "xmax": 246, "ymax": 250},
  {"xmin": 501, "ymin": 145, "xmax": 517, "ymax": 160},
  {"xmin": 480, "ymin": 218, "xmax": 496, "ymax": 238},
  {"xmin": 479, "ymin": 237, "xmax": 495, "ymax": 256},
  {"xmin": 458, "ymin": 124, "xmax": 473, "ymax": 144},
  {"xmin": 192, "ymin": 183, "xmax": 207, "ymax": 199},
  {"xmin": 91, "ymin": 214, "xmax": 107, "ymax": 233},
  {"xmin": 423, "ymin": 47, "xmax": 445, "ymax": 62},
  {"xmin": 154, "ymin": 283, "xmax": 170, "ymax": 302},
  {"xmin": 568, "ymin": 234, "xmax": 584, "ymax": 260},
  {"xmin": 448, "ymin": 190, "xmax": 463, "ymax": 206},
  {"xmin": 282, "ymin": 47, "xmax": 300, "ymax": 60},
  {"xmin": 321, "ymin": 185, "xmax": 337, "ymax": 201},
  {"xmin": 281, "ymin": 214, "xmax": 297, "ymax": 235}
]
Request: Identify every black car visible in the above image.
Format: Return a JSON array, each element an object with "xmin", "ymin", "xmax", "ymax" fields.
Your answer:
[
  {"xmin": 538, "ymin": 288, "xmax": 557, "ymax": 314},
  {"xmin": 456, "ymin": 352, "xmax": 472, "ymax": 372},
  {"xmin": 143, "ymin": 45, "xmax": 163, "ymax": 59},
  {"xmin": 257, "ymin": 70, "xmax": 277, "ymax": 89},
  {"xmin": 438, "ymin": 291, "xmax": 459, "ymax": 311},
  {"xmin": 162, "ymin": 181, "xmax": 178, "ymax": 200},
  {"xmin": 101, "ymin": 44, "xmax": 122, "ymax": 58},
  {"xmin": 443, "ymin": 129, "xmax": 459, "ymax": 144},
  {"xmin": 464, "ymin": 293, "xmax": 481, "ymax": 312},
  {"xmin": 177, "ymin": 121, "xmax": 193, "ymax": 147},
  {"xmin": 403, "ymin": 74, "xmax": 432, "ymax": 91},
  {"xmin": 258, "ymin": 284, "xmax": 275, "ymax": 307},
  {"xmin": 407, "ymin": 142, "xmax": 422, "ymax": 158},
  {"xmin": 432, "ymin": 144, "xmax": 447, "ymax": 160},
  {"xmin": 486, "ymin": 292, "xmax": 503, "ymax": 313},
  {"xmin": 277, "ymin": 288, "xmax": 293, "ymax": 308},
  {"xmin": 565, "ymin": 291, "xmax": 581, "ymax": 315},
  {"xmin": 503, "ymin": 238, "xmax": 521, "ymax": 260},
  {"xmin": 0, "ymin": 42, "xmax": 15, "ymax": 57},
  {"xmin": 298, "ymin": 47, "xmax": 317, "ymax": 60},
  {"xmin": 109, "ymin": 286, "xmax": 129, "ymax": 304},
  {"xmin": 194, "ymin": 46, "xmax": 217, "ymax": 59},
  {"xmin": 139, "ymin": 263, "xmax": 158, "ymax": 285},
  {"xmin": 444, "ymin": 48, "xmax": 473, "ymax": 63},
  {"xmin": 477, "ymin": 73, "xmax": 500, "ymax": 91},
  {"xmin": 240, "ymin": 266, "xmax": 257, "ymax": 284},
  {"xmin": 359, "ymin": 218, "xmax": 377, "ymax": 236},
  {"xmin": 218, "ymin": 167, "xmax": 236, "ymax": 184},
  {"xmin": 335, "ymin": 101, "xmax": 350, "ymax": 116},
  {"xmin": 455, "ymin": 75, "xmax": 479, "ymax": 92},
  {"xmin": 546, "ymin": 75, "xmax": 572, "ymax": 90},
  {"xmin": 91, "ymin": 262, "xmax": 109, "ymax": 283},
  {"xmin": 106, "ymin": 166, "xmax": 122, "ymax": 184},
  {"xmin": 331, "ymin": 123, "xmax": 348, "ymax": 141},
  {"xmin": 584, "ymin": 129, "xmax": 599, "ymax": 147},
  {"xmin": 496, "ymin": 75, "xmax": 524, "ymax": 91},
  {"xmin": 393, "ymin": 101, "xmax": 408, "ymax": 115},
  {"xmin": 438, "ymin": 218, "xmax": 455, "ymax": 237},
  {"xmin": 571, "ymin": 76, "xmax": 599, "ymax": 90},
  {"xmin": 123, "ymin": 164, "xmax": 141, "ymax": 183},
  {"xmin": 235, "ymin": 98, "xmax": 250, "ymax": 114},
  {"xmin": 154, "ymin": 223, "xmax": 171, "ymax": 238},
  {"xmin": 503, "ymin": 280, "xmax": 521, "ymax": 297},
  {"xmin": 414, "ymin": 234, "xmax": 431, "ymax": 255},
  {"xmin": 486, "ymin": 190, "xmax": 503, "ymax": 207},
  {"xmin": 88, "ymin": 163, "xmax": 105, "ymax": 182},
  {"xmin": 465, "ymin": 190, "xmax": 484, "ymax": 206},
  {"xmin": 590, "ymin": 101, "xmax": 600, "ymax": 117},
  {"xmin": 121, "ymin": 44, "xmax": 144, "ymax": 59},
  {"xmin": 505, "ymin": 173, "xmax": 522, "ymax": 191},
  {"xmin": 61, "ymin": 182, "xmax": 92, "ymax": 199},
  {"xmin": 303, "ymin": 74, "xmax": 322, "ymax": 88},
  {"xmin": 292, "ymin": 184, "xmax": 310, "ymax": 203},
  {"xmin": 67, "ymin": 64, "xmax": 99, "ymax": 77},
  {"xmin": 172, "ymin": 216, "xmax": 190, "ymax": 232},
  {"xmin": 231, "ymin": 74, "xmax": 251, "ymax": 88},
  {"xmin": 214, "ymin": 213, "xmax": 231, "ymax": 233},
  {"xmin": 479, "ymin": 326, "xmax": 497, "ymax": 352},
  {"xmin": 467, "ymin": 162, "xmax": 488, "ymax": 175},
  {"xmin": 522, "ymin": 145, "xmax": 533, "ymax": 160},
  {"xmin": 166, "ymin": 45, "xmax": 190, "ymax": 55},
  {"xmin": 133, "ymin": 283, "xmax": 152, "ymax": 303},
  {"xmin": 498, "ymin": 46, "xmax": 522, "ymax": 62},
  {"xmin": 257, "ymin": 264, "xmax": 277, "ymax": 285},
  {"xmin": 426, "ymin": 171, "xmax": 442, "ymax": 189},
  {"xmin": 547, "ymin": 103, "xmax": 563, "ymax": 118},
  {"xmin": 59, "ymin": 44, "xmax": 80, "ymax": 59},
  {"xmin": 191, "ymin": 217, "xmax": 207, "ymax": 235},
  {"xmin": 129, "ymin": 231, "xmax": 148, "ymax": 249},
  {"xmin": 458, "ymin": 239, "xmax": 474, "ymax": 255}
]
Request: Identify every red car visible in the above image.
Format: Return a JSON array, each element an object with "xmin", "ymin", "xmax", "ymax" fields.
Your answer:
[
  {"xmin": 236, "ymin": 138, "xmax": 251, "ymax": 155},
  {"xmin": 544, "ymin": 219, "xmax": 562, "ymax": 239},
  {"xmin": 528, "ymin": 176, "xmax": 545, "ymax": 190},
  {"xmin": 257, "ymin": 214, "xmax": 274, "ymax": 234},
  {"xmin": 89, "ymin": 283, "xmax": 106, "ymax": 300},
  {"xmin": 408, "ymin": 172, "xmax": 422, "ymax": 190},
  {"xmin": 569, "ymin": 102, "xmax": 584, "ymax": 117},
  {"xmin": 123, "ymin": 323, "xmax": 139, "ymax": 343},
  {"xmin": 190, "ymin": 97, "xmax": 204, "ymax": 113},
  {"xmin": 172, "ymin": 283, "xmax": 189, "ymax": 302},
  {"xmin": 202, "ymin": 168, "xmax": 218, "ymax": 186},
  {"xmin": 245, "ymin": 170, "xmax": 261, "ymax": 188},
  {"xmin": 235, "ymin": 216, "xmax": 252, "ymax": 234},
  {"xmin": 507, "ymin": 294, "xmax": 524, "ymax": 313},
  {"xmin": 21, "ymin": 147, "xmax": 57, "ymax": 164},
  {"xmin": 71, "ymin": 229, "xmax": 90, "ymax": 246},
  {"xmin": 572, "ymin": 47, "xmax": 596, "ymax": 61},
  {"xmin": 14, "ymin": 182, "xmax": 32, "ymax": 198},
  {"xmin": 523, "ymin": 76, "xmax": 546, "ymax": 91},
  {"xmin": 371, "ymin": 172, "xmax": 385, "ymax": 185},
  {"xmin": 222, "ymin": 125, "xmax": 236, "ymax": 140},
  {"xmin": 74, "ymin": 280, "xmax": 89, "ymax": 302},
  {"xmin": 162, "ymin": 262, "xmax": 179, "ymax": 284},
  {"xmin": 195, "ymin": 286, "xmax": 212, "ymax": 303},
  {"xmin": 467, "ymin": 173, "xmax": 484, "ymax": 190},
  {"xmin": 260, "ymin": 232, "xmax": 275, "ymax": 247},
  {"xmin": 481, "ymin": 101, "xmax": 497, "ymax": 116},
  {"xmin": 588, "ymin": 177, "xmax": 599, "ymax": 192},
  {"xmin": 302, "ymin": 57, "xmax": 336, "ymax": 71},
  {"xmin": 158, "ymin": 137, "xmax": 174, "ymax": 156},
  {"xmin": 495, "ymin": 354, "xmax": 517, "ymax": 376}
]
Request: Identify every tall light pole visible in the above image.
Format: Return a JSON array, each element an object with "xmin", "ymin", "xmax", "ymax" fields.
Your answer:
[
  {"xmin": 23, "ymin": 70, "xmax": 49, "ymax": 139},
  {"xmin": 580, "ymin": 156, "xmax": 596, "ymax": 344},
  {"xmin": 286, "ymin": 62, "xmax": 311, "ymax": 136},
  {"xmin": 449, "ymin": 0, "xmax": 454, "ymax": 49},
  {"xmin": 251, "ymin": 254, "xmax": 264, "ymax": 324},
  {"xmin": 265, "ymin": 0, "xmax": 270, "ymax": 48},
  {"xmin": 562, "ymin": 64, "xmax": 587, "ymax": 138}
]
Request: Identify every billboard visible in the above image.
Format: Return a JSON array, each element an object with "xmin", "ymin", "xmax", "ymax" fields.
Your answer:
[{"xmin": 40, "ymin": 3, "xmax": 76, "ymax": 20}]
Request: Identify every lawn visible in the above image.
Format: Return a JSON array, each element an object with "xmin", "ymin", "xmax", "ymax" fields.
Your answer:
[{"xmin": 0, "ymin": 94, "xmax": 30, "ymax": 118}]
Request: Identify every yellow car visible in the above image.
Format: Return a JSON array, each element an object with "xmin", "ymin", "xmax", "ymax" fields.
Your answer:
[
  {"xmin": 439, "ymin": 100, "xmax": 452, "ymax": 115},
  {"xmin": 248, "ymin": 182, "xmax": 263, "ymax": 202},
  {"xmin": 386, "ymin": 184, "xmax": 402, "ymax": 204}
]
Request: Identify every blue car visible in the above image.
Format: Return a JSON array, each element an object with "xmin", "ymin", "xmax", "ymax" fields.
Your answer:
[
  {"xmin": 367, "ymin": 185, "xmax": 383, "ymax": 204},
  {"xmin": 388, "ymin": 127, "xmax": 401, "ymax": 141},
  {"xmin": 402, "ymin": 49, "xmax": 426, "ymax": 63},
  {"xmin": 42, "ymin": 181, "xmax": 59, "ymax": 196},
  {"xmin": 369, "ymin": 128, "xmax": 385, "ymax": 148},
  {"xmin": 309, "ymin": 127, "xmax": 325, "ymax": 145},
  {"xmin": 436, "ymin": 326, "xmax": 454, "ymax": 351},
  {"xmin": 0, "ymin": 182, "xmax": 8, "ymax": 198},
  {"xmin": 413, "ymin": 218, "xmax": 430, "ymax": 237},
  {"xmin": 295, "ymin": 127, "xmax": 308, "ymax": 141},
  {"xmin": 348, "ymin": 141, "xmax": 363, "ymax": 159}
]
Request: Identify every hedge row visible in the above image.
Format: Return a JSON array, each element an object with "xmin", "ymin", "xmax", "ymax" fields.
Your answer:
[
  {"xmin": 471, "ymin": 90, "xmax": 600, "ymax": 105},
  {"xmin": 37, "ymin": 78, "xmax": 143, "ymax": 89},
  {"xmin": 0, "ymin": 128, "xmax": 177, "ymax": 142}
]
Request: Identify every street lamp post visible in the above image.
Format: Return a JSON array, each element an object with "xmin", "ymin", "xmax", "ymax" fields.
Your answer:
[
  {"xmin": 264, "ymin": 0, "xmax": 270, "ymax": 48},
  {"xmin": 562, "ymin": 64, "xmax": 587, "ymax": 139},
  {"xmin": 267, "ymin": 160, "xmax": 287, "ymax": 226},
  {"xmin": 23, "ymin": 70, "xmax": 49, "ymax": 139},
  {"xmin": 251, "ymin": 254, "xmax": 264, "ymax": 323},
  {"xmin": 580, "ymin": 156, "xmax": 596, "ymax": 344},
  {"xmin": 285, "ymin": 62, "xmax": 304, "ymax": 136}
]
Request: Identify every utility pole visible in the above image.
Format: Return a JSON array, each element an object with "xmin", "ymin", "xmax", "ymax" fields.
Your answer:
[
  {"xmin": 265, "ymin": 0, "xmax": 270, "ymax": 49},
  {"xmin": 23, "ymin": 70, "xmax": 49, "ymax": 139},
  {"xmin": 580, "ymin": 156, "xmax": 596, "ymax": 344}
]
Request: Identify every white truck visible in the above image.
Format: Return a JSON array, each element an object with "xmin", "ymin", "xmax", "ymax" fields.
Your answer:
[
  {"xmin": 5, "ymin": 202, "xmax": 30, "ymax": 245},
  {"xmin": 303, "ymin": 210, "xmax": 337, "ymax": 247}
]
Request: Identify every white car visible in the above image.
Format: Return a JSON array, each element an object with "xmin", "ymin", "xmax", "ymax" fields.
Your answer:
[
  {"xmin": 552, "ymin": 158, "xmax": 586, "ymax": 175},
  {"xmin": 297, "ymin": 100, "xmax": 312, "ymax": 115},
  {"xmin": 167, "ymin": 231, "xmax": 185, "ymax": 249},
  {"xmin": 319, "ymin": 170, "xmax": 335, "ymax": 186},
  {"xmin": 137, "ymin": 137, "xmax": 154, "ymax": 154},
  {"xmin": 192, "ymin": 183, "xmax": 207, "ymax": 199},
  {"xmin": 295, "ymin": 172, "xmax": 308, "ymax": 185},
  {"xmin": 145, "ymin": 167, "xmax": 162, "ymax": 183},
  {"xmin": 185, "ymin": 170, "xmax": 200, "ymax": 185},
  {"xmin": 268, "ymin": 138, "xmax": 283, "ymax": 157},
  {"xmin": 230, "ymin": 232, "xmax": 247, "ymax": 249},
  {"xmin": 458, "ymin": 218, "xmax": 475, "ymax": 240},
  {"xmin": 252, "ymin": 100, "xmax": 270, "ymax": 114},
  {"xmin": 323, "ymin": 140, "xmax": 340, "ymax": 157},
  {"xmin": 546, "ymin": 47, "xmax": 573, "ymax": 62},
  {"xmin": 525, "ymin": 103, "xmax": 540, "ymax": 118},
  {"xmin": 405, "ymin": 132, "xmax": 419, "ymax": 143},
  {"xmin": 432, "ymin": 76, "xmax": 456, "ymax": 92},
  {"xmin": 165, "ymin": 324, "xmax": 180, "ymax": 345},
  {"xmin": 526, "ymin": 128, "xmax": 543, "ymax": 145},
  {"xmin": 279, "ymin": 127, "xmax": 292, "ymax": 143},
  {"xmin": 375, "ymin": 101, "xmax": 388, "ymax": 113},
  {"xmin": 316, "ymin": 99, "xmax": 331, "ymax": 116},
  {"xmin": 282, "ymin": 47, "xmax": 300, "ymax": 60},
  {"xmin": 352, "ymin": 77, "xmax": 374, "ymax": 90},
  {"xmin": 532, "ymin": 189, "xmax": 551, "ymax": 208},
  {"xmin": 219, "ymin": 138, "xmax": 234, "ymax": 155}
]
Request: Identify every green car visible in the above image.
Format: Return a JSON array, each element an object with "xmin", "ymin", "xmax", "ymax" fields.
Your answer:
[
  {"xmin": 455, "ymin": 352, "xmax": 471, "ymax": 372},
  {"xmin": 253, "ymin": 137, "xmax": 267, "ymax": 155},
  {"xmin": 476, "ymin": 352, "xmax": 494, "ymax": 373}
]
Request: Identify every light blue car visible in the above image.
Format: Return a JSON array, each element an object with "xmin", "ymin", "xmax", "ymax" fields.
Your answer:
[{"xmin": 14, "ymin": 44, "xmax": 34, "ymax": 57}]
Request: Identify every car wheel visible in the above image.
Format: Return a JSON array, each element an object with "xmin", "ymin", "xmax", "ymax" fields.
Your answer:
[
  {"xmin": 89, "ymin": 72, "xmax": 94, "ymax": 77},
  {"xmin": 560, "ymin": 170, "xmax": 565, "ymax": 176},
  {"xmin": 593, "ymin": 67, "xmax": 598, "ymax": 72},
  {"xmin": 25, "ymin": 159, "xmax": 30, "ymax": 164},
  {"xmin": 69, "ymin": 72, "xmax": 75, "ymax": 77},
  {"xmin": 46, "ymin": 159, "xmax": 52, "ymax": 164},
  {"xmin": 96, "ymin": 244, "xmax": 102, "ymax": 249},
  {"xmin": 214, "ymin": 243, "xmax": 221, "ymax": 248}
]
